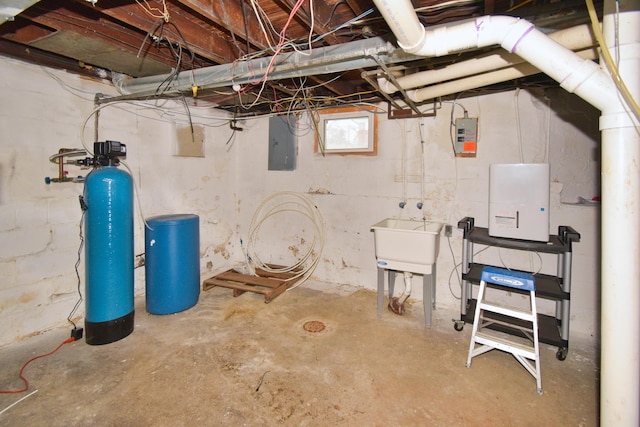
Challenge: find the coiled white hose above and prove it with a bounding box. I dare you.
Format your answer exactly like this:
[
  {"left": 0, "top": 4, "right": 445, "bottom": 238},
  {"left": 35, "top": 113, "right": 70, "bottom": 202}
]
[{"left": 245, "top": 191, "right": 325, "bottom": 289}]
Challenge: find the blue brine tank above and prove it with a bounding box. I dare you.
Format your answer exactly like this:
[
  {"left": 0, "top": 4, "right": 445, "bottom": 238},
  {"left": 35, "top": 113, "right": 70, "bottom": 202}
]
[
  {"left": 84, "top": 165, "right": 134, "bottom": 345},
  {"left": 145, "top": 214, "right": 200, "bottom": 315}
]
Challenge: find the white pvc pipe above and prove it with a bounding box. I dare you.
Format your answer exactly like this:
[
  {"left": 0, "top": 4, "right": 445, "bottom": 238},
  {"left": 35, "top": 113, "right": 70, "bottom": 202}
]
[
  {"left": 407, "top": 48, "right": 596, "bottom": 102},
  {"left": 371, "top": 4, "right": 618, "bottom": 111},
  {"left": 398, "top": 271, "right": 413, "bottom": 305},
  {"left": 378, "top": 24, "right": 596, "bottom": 94},
  {"left": 599, "top": 2, "right": 640, "bottom": 424},
  {"left": 373, "top": 0, "right": 426, "bottom": 53}
]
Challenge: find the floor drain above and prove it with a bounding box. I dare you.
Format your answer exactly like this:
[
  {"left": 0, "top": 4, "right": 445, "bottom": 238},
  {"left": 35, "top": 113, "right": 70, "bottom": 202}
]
[{"left": 302, "top": 320, "right": 326, "bottom": 333}]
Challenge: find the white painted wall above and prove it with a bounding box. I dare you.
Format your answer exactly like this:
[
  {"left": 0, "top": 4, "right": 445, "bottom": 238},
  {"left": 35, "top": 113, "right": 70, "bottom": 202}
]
[{"left": 0, "top": 56, "right": 600, "bottom": 349}]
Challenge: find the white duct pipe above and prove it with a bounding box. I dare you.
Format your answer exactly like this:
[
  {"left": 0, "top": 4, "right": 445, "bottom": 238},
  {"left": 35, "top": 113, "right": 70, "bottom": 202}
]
[
  {"left": 599, "top": 1, "right": 640, "bottom": 425},
  {"left": 407, "top": 48, "right": 596, "bottom": 102},
  {"left": 374, "top": 3, "right": 618, "bottom": 111},
  {"left": 377, "top": 24, "right": 596, "bottom": 94},
  {"left": 372, "top": 1, "right": 640, "bottom": 424}
]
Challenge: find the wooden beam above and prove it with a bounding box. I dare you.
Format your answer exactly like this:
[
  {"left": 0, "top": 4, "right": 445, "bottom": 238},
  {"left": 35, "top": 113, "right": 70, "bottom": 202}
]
[
  {"left": 21, "top": 5, "right": 183, "bottom": 69},
  {"left": 72, "top": 0, "right": 236, "bottom": 64},
  {"left": 344, "top": 0, "right": 371, "bottom": 16},
  {"left": 0, "top": 38, "right": 109, "bottom": 80},
  {"left": 173, "top": 0, "right": 271, "bottom": 53}
]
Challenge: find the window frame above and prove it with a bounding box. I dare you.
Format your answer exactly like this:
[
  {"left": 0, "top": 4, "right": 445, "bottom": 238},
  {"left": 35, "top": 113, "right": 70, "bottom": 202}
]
[{"left": 314, "top": 106, "right": 378, "bottom": 155}]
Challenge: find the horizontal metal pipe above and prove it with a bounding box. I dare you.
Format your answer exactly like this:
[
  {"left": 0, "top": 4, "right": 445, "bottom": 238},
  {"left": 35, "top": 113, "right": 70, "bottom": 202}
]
[{"left": 114, "top": 37, "right": 408, "bottom": 97}]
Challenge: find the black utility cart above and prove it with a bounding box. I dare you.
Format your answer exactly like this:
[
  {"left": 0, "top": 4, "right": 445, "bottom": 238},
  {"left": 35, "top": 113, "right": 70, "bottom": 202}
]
[{"left": 455, "top": 217, "right": 580, "bottom": 361}]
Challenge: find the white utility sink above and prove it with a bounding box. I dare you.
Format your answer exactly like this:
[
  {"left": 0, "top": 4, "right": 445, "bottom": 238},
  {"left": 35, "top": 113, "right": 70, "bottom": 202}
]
[{"left": 371, "top": 218, "right": 444, "bottom": 275}]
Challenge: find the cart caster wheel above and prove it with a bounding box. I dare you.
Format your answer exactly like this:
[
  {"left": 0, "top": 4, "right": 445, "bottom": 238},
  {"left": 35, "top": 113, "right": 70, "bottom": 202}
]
[
  {"left": 556, "top": 347, "right": 568, "bottom": 361},
  {"left": 453, "top": 320, "right": 465, "bottom": 332}
]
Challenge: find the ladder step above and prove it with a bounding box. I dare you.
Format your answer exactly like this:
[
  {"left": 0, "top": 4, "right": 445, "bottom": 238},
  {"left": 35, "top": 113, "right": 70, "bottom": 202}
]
[
  {"left": 475, "top": 330, "right": 536, "bottom": 358},
  {"left": 478, "top": 302, "right": 535, "bottom": 322}
]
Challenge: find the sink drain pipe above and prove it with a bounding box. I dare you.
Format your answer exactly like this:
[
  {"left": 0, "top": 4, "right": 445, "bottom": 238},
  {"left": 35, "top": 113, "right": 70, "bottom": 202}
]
[{"left": 388, "top": 271, "right": 413, "bottom": 315}]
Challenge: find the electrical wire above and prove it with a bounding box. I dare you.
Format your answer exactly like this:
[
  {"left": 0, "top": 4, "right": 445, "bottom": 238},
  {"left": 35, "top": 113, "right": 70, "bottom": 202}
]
[
  {"left": 498, "top": 247, "right": 544, "bottom": 275},
  {"left": 447, "top": 244, "right": 490, "bottom": 299},
  {"left": 446, "top": 235, "right": 462, "bottom": 299},
  {"left": 218, "top": 0, "right": 246, "bottom": 58},
  {"left": 310, "top": 8, "right": 374, "bottom": 44},
  {"left": 67, "top": 208, "right": 86, "bottom": 330},
  {"left": 135, "top": 0, "right": 170, "bottom": 22},
  {"left": 399, "top": 121, "right": 407, "bottom": 208},
  {"left": 241, "top": 0, "right": 251, "bottom": 55},
  {"left": 418, "top": 118, "right": 425, "bottom": 216},
  {"left": 446, "top": 99, "right": 467, "bottom": 156},
  {"left": 0, "top": 337, "right": 76, "bottom": 394},
  {"left": 249, "top": 0, "right": 277, "bottom": 51},
  {"left": 239, "top": 0, "right": 307, "bottom": 109},
  {"left": 119, "top": 160, "right": 152, "bottom": 231},
  {"left": 514, "top": 88, "right": 524, "bottom": 163}
]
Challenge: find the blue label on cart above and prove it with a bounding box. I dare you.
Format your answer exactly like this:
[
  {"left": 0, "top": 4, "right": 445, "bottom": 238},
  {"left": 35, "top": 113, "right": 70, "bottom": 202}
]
[
  {"left": 489, "top": 275, "right": 524, "bottom": 287},
  {"left": 481, "top": 266, "right": 535, "bottom": 291},
  {"left": 377, "top": 260, "right": 388, "bottom": 267}
]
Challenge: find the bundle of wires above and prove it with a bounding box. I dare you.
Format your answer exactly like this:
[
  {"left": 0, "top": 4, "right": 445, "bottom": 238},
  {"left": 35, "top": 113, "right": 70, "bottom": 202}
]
[{"left": 245, "top": 191, "right": 325, "bottom": 289}]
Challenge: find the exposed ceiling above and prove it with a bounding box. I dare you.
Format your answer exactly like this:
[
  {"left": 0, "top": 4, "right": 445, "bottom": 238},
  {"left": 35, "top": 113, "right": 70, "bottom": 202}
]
[{"left": 0, "top": 0, "right": 600, "bottom": 116}]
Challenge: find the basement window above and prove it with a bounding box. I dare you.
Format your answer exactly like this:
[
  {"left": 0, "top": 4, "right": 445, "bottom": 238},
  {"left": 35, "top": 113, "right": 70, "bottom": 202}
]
[{"left": 314, "top": 106, "right": 378, "bottom": 155}]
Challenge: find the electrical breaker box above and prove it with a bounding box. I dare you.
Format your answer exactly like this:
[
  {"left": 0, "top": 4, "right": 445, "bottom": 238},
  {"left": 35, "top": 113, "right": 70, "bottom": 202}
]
[
  {"left": 268, "top": 115, "right": 296, "bottom": 171},
  {"left": 489, "top": 163, "right": 550, "bottom": 242},
  {"left": 455, "top": 116, "right": 478, "bottom": 157}
]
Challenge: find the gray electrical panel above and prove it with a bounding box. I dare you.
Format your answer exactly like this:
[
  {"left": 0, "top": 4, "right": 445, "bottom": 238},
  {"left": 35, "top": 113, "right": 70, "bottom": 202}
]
[
  {"left": 455, "top": 115, "right": 478, "bottom": 157},
  {"left": 268, "top": 115, "right": 296, "bottom": 171}
]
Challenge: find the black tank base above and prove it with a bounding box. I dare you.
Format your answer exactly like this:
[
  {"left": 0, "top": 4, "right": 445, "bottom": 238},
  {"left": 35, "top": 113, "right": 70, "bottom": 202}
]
[{"left": 85, "top": 310, "right": 135, "bottom": 345}]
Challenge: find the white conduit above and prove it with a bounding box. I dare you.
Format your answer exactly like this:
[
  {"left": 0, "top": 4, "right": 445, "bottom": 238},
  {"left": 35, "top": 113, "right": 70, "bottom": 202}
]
[
  {"left": 373, "top": 5, "right": 618, "bottom": 112},
  {"left": 407, "top": 48, "right": 596, "bottom": 102},
  {"left": 377, "top": 24, "right": 596, "bottom": 95},
  {"left": 372, "top": 0, "right": 640, "bottom": 424},
  {"left": 245, "top": 191, "right": 325, "bottom": 290},
  {"left": 598, "top": 1, "right": 640, "bottom": 425}
]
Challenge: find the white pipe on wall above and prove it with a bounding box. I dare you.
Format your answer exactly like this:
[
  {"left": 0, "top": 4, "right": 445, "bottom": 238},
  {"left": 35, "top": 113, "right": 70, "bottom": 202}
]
[
  {"left": 372, "top": 0, "right": 640, "bottom": 424},
  {"left": 599, "top": 1, "right": 640, "bottom": 424}
]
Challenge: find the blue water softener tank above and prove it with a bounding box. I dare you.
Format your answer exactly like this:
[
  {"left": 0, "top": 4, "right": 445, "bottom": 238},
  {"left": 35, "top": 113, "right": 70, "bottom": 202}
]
[
  {"left": 145, "top": 214, "right": 200, "bottom": 315},
  {"left": 84, "top": 141, "right": 134, "bottom": 345}
]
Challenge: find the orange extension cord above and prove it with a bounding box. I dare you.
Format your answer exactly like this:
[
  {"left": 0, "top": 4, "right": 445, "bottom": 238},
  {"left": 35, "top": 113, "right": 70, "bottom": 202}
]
[{"left": 0, "top": 336, "right": 76, "bottom": 394}]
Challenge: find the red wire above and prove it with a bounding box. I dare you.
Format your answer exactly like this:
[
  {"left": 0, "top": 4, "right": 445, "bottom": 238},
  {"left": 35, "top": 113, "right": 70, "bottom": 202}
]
[
  {"left": 257, "top": 0, "right": 307, "bottom": 84},
  {"left": 0, "top": 337, "right": 75, "bottom": 394}
]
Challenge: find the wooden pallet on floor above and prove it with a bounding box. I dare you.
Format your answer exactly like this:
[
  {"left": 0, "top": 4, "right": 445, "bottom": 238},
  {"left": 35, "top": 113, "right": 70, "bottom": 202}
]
[{"left": 202, "top": 266, "right": 302, "bottom": 303}]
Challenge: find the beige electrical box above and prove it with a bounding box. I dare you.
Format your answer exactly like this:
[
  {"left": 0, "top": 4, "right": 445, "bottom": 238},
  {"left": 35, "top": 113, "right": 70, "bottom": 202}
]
[{"left": 455, "top": 116, "right": 478, "bottom": 157}]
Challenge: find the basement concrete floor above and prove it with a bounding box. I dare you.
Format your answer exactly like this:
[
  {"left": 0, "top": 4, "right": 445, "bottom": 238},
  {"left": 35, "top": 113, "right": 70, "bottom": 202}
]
[{"left": 0, "top": 282, "right": 598, "bottom": 426}]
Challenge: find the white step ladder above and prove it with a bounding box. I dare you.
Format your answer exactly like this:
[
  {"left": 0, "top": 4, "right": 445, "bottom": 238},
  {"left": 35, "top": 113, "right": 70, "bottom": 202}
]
[{"left": 466, "top": 266, "right": 542, "bottom": 394}]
